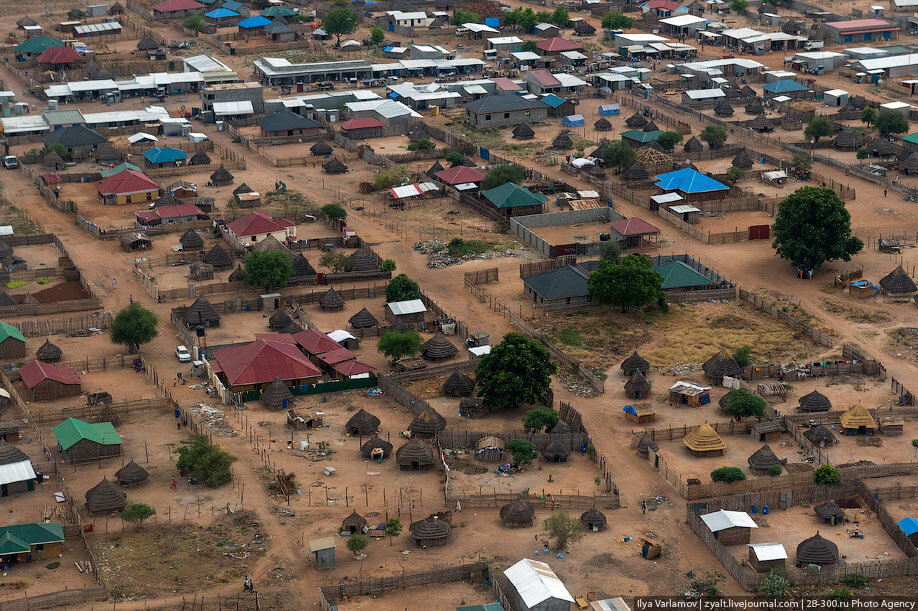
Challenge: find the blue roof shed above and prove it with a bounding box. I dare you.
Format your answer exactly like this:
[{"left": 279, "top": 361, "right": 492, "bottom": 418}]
[
  {"left": 762, "top": 79, "right": 808, "bottom": 93},
  {"left": 221, "top": 0, "right": 243, "bottom": 9},
  {"left": 562, "top": 114, "right": 585, "bottom": 127},
  {"left": 484, "top": 17, "right": 501, "bottom": 28},
  {"left": 142, "top": 147, "right": 188, "bottom": 164},
  {"left": 204, "top": 8, "right": 239, "bottom": 18},
  {"left": 540, "top": 94, "right": 566, "bottom": 109},
  {"left": 238, "top": 15, "right": 272, "bottom": 28},
  {"left": 654, "top": 168, "right": 729, "bottom": 194},
  {"left": 599, "top": 103, "right": 620, "bottom": 116},
  {"left": 898, "top": 516, "right": 918, "bottom": 537}
]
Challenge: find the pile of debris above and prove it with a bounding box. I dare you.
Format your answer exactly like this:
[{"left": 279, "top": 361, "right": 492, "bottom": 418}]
[
  {"left": 557, "top": 369, "right": 598, "bottom": 398},
  {"left": 413, "top": 239, "right": 521, "bottom": 268},
  {"left": 662, "top": 362, "right": 701, "bottom": 376},
  {"left": 191, "top": 402, "right": 236, "bottom": 437}
]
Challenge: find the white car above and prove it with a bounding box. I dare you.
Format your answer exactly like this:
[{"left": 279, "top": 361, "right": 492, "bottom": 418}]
[{"left": 175, "top": 345, "right": 192, "bottom": 362}]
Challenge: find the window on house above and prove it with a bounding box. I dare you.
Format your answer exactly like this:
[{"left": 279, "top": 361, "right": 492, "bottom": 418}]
[
  {"left": 485, "top": 114, "right": 491, "bottom": 120},
  {"left": 126, "top": 195, "right": 132, "bottom": 204},
  {"left": 504, "top": 113, "right": 510, "bottom": 118}
]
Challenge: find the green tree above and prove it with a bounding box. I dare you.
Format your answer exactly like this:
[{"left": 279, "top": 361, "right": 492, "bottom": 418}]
[
  {"left": 804, "top": 116, "right": 833, "bottom": 145},
  {"left": 244, "top": 250, "right": 293, "bottom": 291},
  {"left": 842, "top": 574, "right": 868, "bottom": 589},
  {"left": 601, "top": 10, "right": 633, "bottom": 29},
  {"left": 369, "top": 25, "right": 385, "bottom": 46},
  {"left": 792, "top": 152, "right": 812, "bottom": 175},
  {"left": 319, "top": 203, "right": 347, "bottom": 223},
  {"left": 385, "top": 274, "right": 422, "bottom": 302},
  {"left": 319, "top": 249, "right": 350, "bottom": 272},
  {"left": 505, "top": 439, "right": 537, "bottom": 464},
  {"left": 323, "top": 8, "right": 360, "bottom": 47},
  {"left": 601, "top": 141, "right": 634, "bottom": 169},
  {"left": 377, "top": 330, "right": 422, "bottom": 361},
  {"left": 505, "top": 7, "right": 538, "bottom": 30},
  {"left": 384, "top": 517, "right": 402, "bottom": 545},
  {"left": 588, "top": 254, "right": 665, "bottom": 313},
  {"left": 445, "top": 151, "right": 465, "bottom": 167},
  {"left": 759, "top": 568, "right": 788, "bottom": 597},
  {"left": 657, "top": 131, "right": 683, "bottom": 151},
  {"left": 523, "top": 407, "right": 560, "bottom": 433},
  {"left": 110, "top": 303, "right": 158, "bottom": 353},
  {"left": 726, "top": 167, "right": 745, "bottom": 182},
  {"left": 535, "top": 11, "right": 554, "bottom": 24},
  {"left": 768, "top": 464, "right": 783, "bottom": 477},
  {"left": 520, "top": 40, "right": 539, "bottom": 53},
  {"left": 373, "top": 165, "right": 414, "bottom": 189},
  {"left": 346, "top": 533, "right": 369, "bottom": 556},
  {"left": 175, "top": 435, "right": 236, "bottom": 488},
  {"left": 710, "top": 467, "right": 746, "bottom": 483},
  {"left": 772, "top": 187, "right": 862, "bottom": 270},
  {"left": 599, "top": 241, "right": 620, "bottom": 263},
  {"left": 480, "top": 164, "right": 527, "bottom": 190},
  {"left": 856, "top": 147, "right": 869, "bottom": 160},
  {"left": 452, "top": 9, "right": 479, "bottom": 25},
  {"left": 731, "top": 0, "right": 747, "bottom": 11},
  {"left": 475, "top": 333, "right": 557, "bottom": 410},
  {"left": 700, "top": 125, "right": 727, "bottom": 150},
  {"left": 183, "top": 15, "right": 206, "bottom": 32},
  {"left": 406, "top": 139, "right": 435, "bottom": 151},
  {"left": 732, "top": 346, "right": 752, "bottom": 368},
  {"left": 543, "top": 510, "right": 584, "bottom": 552},
  {"left": 723, "top": 388, "right": 766, "bottom": 419},
  {"left": 829, "top": 587, "right": 853, "bottom": 601},
  {"left": 813, "top": 464, "right": 842, "bottom": 485},
  {"left": 379, "top": 259, "right": 396, "bottom": 272},
  {"left": 876, "top": 109, "right": 909, "bottom": 136},
  {"left": 551, "top": 5, "right": 569, "bottom": 25},
  {"left": 860, "top": 107, "right": 877, "bottom": 128},
  {"left": 43, "top": 143, "right": 67, "bottom": 158},
  {"left": 121, "top": 503, "right": 155, "bottom": 529}
]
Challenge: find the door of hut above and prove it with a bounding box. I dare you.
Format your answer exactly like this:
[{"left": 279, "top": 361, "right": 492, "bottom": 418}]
[{"left": 749, "top": 225, "right": 770, "bottom": 240}]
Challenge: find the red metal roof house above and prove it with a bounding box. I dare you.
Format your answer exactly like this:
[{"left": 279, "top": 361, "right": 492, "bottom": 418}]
[
  {"left": 211, "top": 334, "right": 321, "bottom": 393},
  {"left": 610, "top": 217, "right": 661, "bottom": 249},
  {"left": 20, "top": 360, "right": 81, "bottom": 401},
  {"left": 293, "top": 329, "right": 342, "bottom": 357},
  {"left": 135, "top": 202, "right": 208, "bottom": 226},
  {"left": 36, "top": 46, "right": 82, "bottom": 68},
  {"left": 536, "top": 37, "right": 583, "bottom": 54},
  {"left": 434, "top": 166, "right": 486, "bottom": 185},
  {"left": 97, "top": 169, "right": 161, "bottom": 205},
  {"left": 225, "top": 210, "right": 295, "bottom": 247},
  {"left": 151, "top": 0, "right": 205, "bottom": 17},
  {"left": 821, "top": 19, "right": 897, "bottom": 42},
  {"left": 338, "top": 117, "right": 384, "bottom": 140}
]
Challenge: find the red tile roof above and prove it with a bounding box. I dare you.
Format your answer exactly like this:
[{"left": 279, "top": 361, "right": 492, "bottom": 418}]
[
  {"left": 536, "top": 37, "right": 582, "bottom": 53},
  {"left": 292, "top": 329, "right": 341, "bottom": 355},
  {"left": 98, "top": 169, "right": 160, "bottom": 196},
  {"left": 226, "top": 210, "right": 294, "bottom": 238},
  {"left": 434, "top": 166, "right": 486, "bottom": 185},
  {"left": 135, "top": 202, "right": 205, "bottom": 224},
  {"left": 643, "top": 0, "right": 682, "bottom": 10},
  {"left": 338, "top": 117, "right": 383, "bottom": 131},
  {"left": 528, "top": 69, "right": 561, "bottom": 87},
  {"left": 316, "top": 348, "right": 357, "bottom": 367},
  {"left": 333, "top": 359, "right": 376, "bottom": 377},
  {"left": 36, "top": 46, "right": 82, "bottom": 64},
  {"left": 610, "top": 217, "right": 660, "bottom": 236},
  {"left": 213, "top": 334, "right": 321, "bottom": 387},
  {"left": 41, "top": 172, "right": 62, "bottom": 184},
  {"left": 492, "top": 77, "right": 522, "bottom": 91},
  {"left": 20, "top": 360, "right": 80, "bottom": 388},
  {"left": 152, "top": 0, "right": 205, "bottom": 12}
]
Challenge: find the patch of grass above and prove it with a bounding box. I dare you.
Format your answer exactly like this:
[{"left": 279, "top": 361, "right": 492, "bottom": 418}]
[
  {"left": 558, "top": 328, "right": 584, "bottom": 347},
  {"left": 5, "top": 281, "right": 26, "bottom": 289},
  {"left": 44, "top": 562, "right": 60, "bottom": 570},
  {"left": 446, "top": 238, "right": 496, "bottom": 257},
  {"left": 36, "top": 278, "right": 52, "bottom": 285}
]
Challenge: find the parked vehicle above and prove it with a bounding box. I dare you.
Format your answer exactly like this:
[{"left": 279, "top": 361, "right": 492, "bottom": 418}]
[
  {"left": 175, "top": 345, "right": 192, "bottom": 362},
  {"left": 1, "top": 155, "right": 18, "bottom": 169}
]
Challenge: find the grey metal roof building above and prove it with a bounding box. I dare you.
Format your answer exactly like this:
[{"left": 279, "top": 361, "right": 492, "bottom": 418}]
[
  {"left": 257, "top": 110, "right": 320, "bottom": 132},
  {"left": 523, "top": 265, "right": 591, "bottom": 305},
  {"left": 465, "top": 94, "right": 549, "bottom": 114},
  {"left": 253, "top": 58, "right": 373, "bottom": 85}
]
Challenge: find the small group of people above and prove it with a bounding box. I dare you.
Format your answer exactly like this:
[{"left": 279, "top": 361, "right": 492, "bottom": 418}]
[{"left": 243, "top": 575, "right": 254, "bottom": 592}]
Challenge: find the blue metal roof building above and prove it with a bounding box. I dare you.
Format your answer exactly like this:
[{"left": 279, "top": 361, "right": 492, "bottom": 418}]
[
  {"left": 238, "top": 15, "right": 272, "bottom": 28},
  {"left": 142, "top": 147, "right": 189, "bottom": 166},
  {"left": 898, "top": 516, "right": 918, "bottom": 537},
  {"left": 762, "top": 79, "right": 808, "bottom": 93},
  {"left": 654, "top": 168, "right": 729, "bottom": 197},
  {"left": 204, "top": 8, "right": 239, "bottom": 18},
  {"left": 540, "top": 94, "right": 566, "bottom": 109}
]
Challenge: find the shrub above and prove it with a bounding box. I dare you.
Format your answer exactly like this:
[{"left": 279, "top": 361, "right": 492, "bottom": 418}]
[
  {"left": 406, "top": 139, "right": 435, "bottom": 151},
  {"left": 506, "top": 439, "right": 536, "bottom": 464},
  {"left": 723, "top": 388, "right": 766, "bottom": 419},
  {"left": 842, "top": 573, "right": 868, "bottom": 589},
  {"left": 813, "top": 464, "right": 842, "bottom": 485},
  {"left": 319, "top": 203, "right": 347, "bottom": 223},
  {"left": 346, "top": 533, "right": 369, "bottom": 556},
  {"left": 5, "top": 281, "right": 26, "bottom": 289},
  {"left": 726, "top": 167, "right": 745, "bottom": 182},
  {"left": 175, "top": 435, "right": 236, "bottom": 488},
  {"left": 121, "top": 503, "right": 155, "bottom": 528},
  {"left": 183, "top": 15, "right": 206, "bottom": 32},
  {"left": 379, "top": 259, "right": 396, "bottom": 272},
  {"left": 768, "top": 464, "right": 783, "bottom": 477},
  {"left": 759, "top": 567, "right": 788, "bottom": 597},
  {"left": 445, "top": 151, "right": 465, "bottom": 166},
  {"left": 36, "top": 278, "right": 52, "bottom": 284},
  {"left": 523, "top": 407, "right": 559, "bottom": 433},
  {"left": 710, "top": 467, "right": 746, "bottom": 483},
  {"left": 828, "top": 587, "right": 852, "bottom": 601},
  {"left": 732, "top": 346, "right": 752, "bottom": 367}
]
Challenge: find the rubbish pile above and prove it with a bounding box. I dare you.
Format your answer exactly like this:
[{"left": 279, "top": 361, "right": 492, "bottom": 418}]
[
  {"left": 413, "top": 239, "right": 521, "bottom": 268},
  {"left": 191, "top": 402, "right": 236, "bottom": 437},
  {"left": 662, "top": 362, "right": 701, "bottom": 376},
  {"left": 557, "top": 369, "right": 598, "bottom": 398}
]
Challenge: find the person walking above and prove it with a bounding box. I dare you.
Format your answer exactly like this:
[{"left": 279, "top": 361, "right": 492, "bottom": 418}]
[
  {"left": 171, "top": 476, "right": 177, "bottom": 490},
  {"left": 243, "top": 576, "right": 250, "bottom": 592},
  {"left": 884, "top": 189, "right": 888, "bottom": 197}
]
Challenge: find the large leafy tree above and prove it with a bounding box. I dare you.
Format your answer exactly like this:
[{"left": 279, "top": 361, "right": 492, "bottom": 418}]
[
  {"left": 601, "top": 11, "right": 633, "bottom": 29},
  {"left": 369, "top": 25, "right": 385, "bottom": 46},
  {"left": 506, "top": 439, "right": 537, "bottom": 464},
  {"left": 323, "top": 8, "right": 360, "bottom": 47},
  {"left": 722, "top": 388, "right": 766, "bottom": 419},
  {"left": 175, "top": 435, "right": 236, "bottom": 488},
  {"left": 121, "top": 503, "right": 155, "bottom": 529},
  {"left": 772, "top": 186, "right": 863, "bottom": 271},
  {"left": 543, "top": 510, "right": 584, "bottom": 552},
  {"left": 111, "top": 303, "right": 158, "bottom": 353},
  {"left": 551, "top": 5, "right": 569, "bottom": 25},
  {"left": 452, "top": 9, "right": 479, "bottom": 25},
  {"left": 475, "top": 333, "right": 557, "bottom": 410},
  {"left": 505, "top": 7, "right": 538, "bottom": 31},
  {"left": 876, "top": 110, "right": 909, "bottom": 137},
  {"left": 588, "top": 254, "right": 665, "bottom": 313},
  {"left": 377, "top": 330, "right": 422, "bottom": 361},
  {"left": 385, "top": 274, "right": 422, "bottom": 302},
  {"left": 244, "top": 250, "right": 293, "bottom": 291},
  {"left": 657, "top": 131, "right": 683, "bottom": 151},
  {"left": 523, "top": 407, "right": 560, "bottom": 433},
  {"left": 860, "top": 107, "right": 877, "bottom": 128},
  {"left": 601, "top": 141, "right": 634, "bottom": 169},
  {"left": 700, "top": 125, "right": 727, "bottom": 150},
  {"left": 480, "top": 164, "right": 526, "bottom": 190},
  {"left": 804, "top": 116, "right": 833, "bottom": 145}
]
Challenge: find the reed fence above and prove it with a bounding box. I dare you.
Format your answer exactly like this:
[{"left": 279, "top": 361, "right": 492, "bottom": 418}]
[
  {"left": 32, "top": 397, "right": 172, "bottom": 425},
  {"left": 7, "top": 312, "right": 113, "bottom": 338}
]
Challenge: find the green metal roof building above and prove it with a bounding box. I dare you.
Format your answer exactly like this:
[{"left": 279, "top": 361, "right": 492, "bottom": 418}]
[
  {"left": 52, "top": 418, "right": 122, "bottom": 463},
  {"left": 100, "top": 162, "right": 142, "bottom": 178},
  {"left": 0, "top": 321, "right": 26, "bottom": 360},
  {"left": 622, "top": 129, "right": 664, "bottom": 145},
  {"left": 482, "top": 182, "right": 548, "bottom": 218},
  {"left": 652, "top": 260, "right": 714, "bottom": 290},
  {"left": 14, "top": 35, "right": 64, "bottom": 58},
  {"left": 0, "top": 522, "right": 64, "bottom": 561}
]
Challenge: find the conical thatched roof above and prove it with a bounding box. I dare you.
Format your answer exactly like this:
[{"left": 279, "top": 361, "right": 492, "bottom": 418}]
[
  {"left": 714, "top": 99, "right": 734, "bottom": 117},
  {"left": 233, "top": 183, "right": 254, "bottom": 197},
  {"left": 0, "top": 440, "right": 29, "bottom": 466},
  {"left": 682, "top": 423, "right": 726, "bottom": 453},
  {"left": 442, "top": 371, "right": 475, "bottom": 396},
  {"left": 512, "top": 123, "right": 535, "bottom": 139},
  {"left": 833, "top": 129, "right": 864, "bottom": 149},
  {"left": 396, "top": 437, "right": 434, "bottom": 467},
  {"left": 839, "top": 403, "right": 877, "bottom": 430},
  {"left": 228, "top": 265, "right": 246, "bottom": 282},
  {"left": 85, "top": 477, "right": 126, "bottom": 514},
  {"left": 348, "top": 306, "right": 378, "bottom": 329},
  {"left": 683, "top": 136, "right": 703, "bottom": 153},
  {"left": 346, "top": 408, "right": 380, "bottom": 435},
  {"left": 190, "top": 150, "right": 211, "bottom": 165},
  {"left": 185, "top": 296, "right": 220, "bottom": 326},
  {"left": 261, "top": 376, "right": 295, "bottom": 409},
  {"left": 427, "top": 160, "right": 445, "bottom": 177},
  {"left": 323, "top": 158, "right": 348, "bottom": 174},
  {"left": 899, "top": 152, "right": 918, "bottom": 174},
  {"left": 744, "top": 98, "right": 764, "bottom": 115},
  {"left": 180, "top": 228, "right": 204, "bottom": 250},
  {"left": 580, "top": 508, "right": 607, "bottom": 530},
  {"left": 268, "top": 309, "right": 292, "bottom": 331},
  {"left": 543, "top": 437, "right": 570, "bottom": 459},
  {"left": 0, "top": 291, "right": 15, "bottom": 306},
  {"left": 732, "top": 149, "right": 753, "bottom": 169},
  {"left": 799, "top": 390, "right": 831, "bottom": 413},
  {"left": 361, "top": 435, "right": 393, "bottom": 458},
  {"left": 310, "top": 140, "right": 333, "bottom": 156},
  {"left": 408, "top": 406, "right": 446, "bottom": 436},
  {"left": 156, "top": 191, "right": 182, "bottom": 208},
  {"left": 594, "top": 117, "right": 612, "bottom": 131},
  {"left": 546, "top": 420, "right": 569, "bottom": 435},
  {"left": 749, "top": 115, "right": 772, "bottom": 132},
  {"left": 880, "top": 265, "right": 917, "bottom": 295},
  {"left": 210, "top": 165, "right": 234, "bottom": 185},
  {"left": 574, "top": 20, "right": 595, "bottom": 34},
  {"left": 740, "top": 85, "right": 757, "bottom": 98},
  {"left": 621, "top": 351, "right": 649, "bottom": 375},
  {"left": 291, "top": 253, "right": 315, "bottom": 277},
  {"left": 850, "top": 96, "right": 866, "bottom": 110},
  {"left": 115, "top": 459, "right": 149, "bottom": 485},
  {"left": 423, "top": 335, "right": 458, "bottom": 360},
  {"left": 642, "top": 121, "right": 660, "bottom": 133},
  {"left": 348, "top": 251, "right": 378, "bottom": 273},
  {"left": 836, "top": 105, "right": 862, "bottom": 121},
  {"left": 95, "top": 143, "right": 122, "bottom": 163},
  {"left": 624, "top": 370, "right": 650, "bottom": 396},
  {"left": 636, "top": 432, "right": 659, "bottom": 455},
  {"left": 319, "top": 287, "right": 344, "bottom": 311},
  {"left": 43, "top": 151, "right": 64, "bottom": 169},
  {"left": 703, "top": 349, "right": 742, "bottom": 382},
  {"left": 585, "top": 164, "right": 606, "bottom": 178},
  {"left": 343, "top": 510, "right": 367, "bottom": 530},
  {"left": 870, "top": 139, "right": 899, "bottom": 156},
  {"left": 553, "top": 131, "right": 574, "bottom": 149},
  {"left": 814, "top": 500, "right": 845, "bottom": 521},
  {"left": 748, "top": 444, "right": 782, "bottom": 470},
  {"left": 500, "top": 498, "right": 535, "bottom": 526},
  {"left": 626, "top": 112, "right": 648, "bottom": 128},
  {"left": 252, "top": 234, "right": 291, "bottom": 255},
  {"left": 136, "top": 37, "right": 159, "bottom": 50},
  {"left": 203, "top": 244, "right": 232, "bottom": 269},
  {"left": 796, "top": 532, "right": 839, "bottom": 565},
  {"left": 17, "top": 16, "right": 37, "bottom": 27},
  {"left": 36, "top": 339, "right": 63, "bottom": 362},
  {"left": 803, "top": 424, "right": 835, "bottom": 446},
  {"left": 622, "top": 162, "right": 649, "bottom": 181},
  {"left": 410, "top": 516, "right": 451, "bottom": 541}
]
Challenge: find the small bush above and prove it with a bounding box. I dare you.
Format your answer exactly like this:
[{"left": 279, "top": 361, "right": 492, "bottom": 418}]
[
  {"left": 710, "top": 466, "right": 746, "bottom": 483},
  {"left": 5, "top": 281, "right": 26, "bottom": 289},
  {"left": 842, "top": 573, "right": 868, "bottom": 589},
  {"left": 828, "top": 587, "right": 852, "bottom": 601},
  {"left": 36, "top": 278, "right": 52, "bottom": 284},
  {"left": 406, "top": 139, "right": 435, "bottom": 151},
  {"left": 813, "top": 464, "right": 842, "bottom": 485},
  {"left": 768, "top": 464, "right": 783, "bottom": 477},
  {"left": 732, "top": 346, "right": 752, "bottom": 368}
]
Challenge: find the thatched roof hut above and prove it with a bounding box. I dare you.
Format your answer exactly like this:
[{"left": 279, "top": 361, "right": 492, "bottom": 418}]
[
  {"left": 85, "top": 477, "right": 126, "bottom": 514},
  {"left": 880, "top": 265, "right": 917, "bottom": 296},
  {"left": 626, "top": 112, "right": 648, "bottom": 128},
  {"left": 553, "top": 131, "right": 574, "bottom": 149},
  {"left": 714, "top": 99, "right": 734, "bottom": 117},
  {"left": 396, "top": 438, "right": 434, "bottom": 470},
  {"left": 310, "top": 141, "right": 333, "bottom": 156},
  {"left": 542, "top": 437, "right": 570, "bottom": 462},
  {"left": 261, "top": 376, "right": 295, "bottom": 409},
  {"left": 203, "top": 244, "right": 233, "bottom": 270},
  {"left": 319, "top": 287, "right": 345, "bottom": 311},
  {"left": 871, "top": 140, "right": 899, "bottom": 157},
  {"left": 899, "top": 152, "right": 918, "bottom": 175},
  {"left": 747, "top": 444, "right": 784, "bottom": 475},
  {"left": 621, "top": 351, "right": 649, "bottom": 376},
  {"left": 342, "top": 511, "right": 367, "bottom": 534},
  {"left": 180, "top": 228, "right": 204, "bottom": 251},
  {"left": 44, "top": 151, "right": 65, "bottom": 170},
  {"left": 0, "top": 292, "right": 15, "bottom": 306},
  {"left": 836, "top": 105, "right": 862, "bottom": 121},
  {"left": 426, "top": 160, "right": 445, "bottom": 178},
  {"left": 345, "top": 408, "right": 380, "bottom": 436},
  {"left": 643, "top": 121, "right": 660, "bottom": 133},
  {"left": 683, "top": 136, "right": 703, "bottom": 153},
  {"left": 185, "top": 296, "right": 220, "bottom": 327},
  {"left": 190, "top": 150, "right": 211, "bottom": 165},
  {"left": 95, "top": 143, "right": 122, "bottom": 164},
  {"left": 796, "top": 532, "right": 839, "bottom": 566},
  {"left": 636, "top": 432, "right": 659, "bottom": 457},
  {"left": 292, "top": 253, "right": 315, "bottom": 277},
  {"left": 115, "top": 459, "right": 149, "bottom": 487},
  {"left": 500, "top": 498, "right": 535, "bottom": 527},
  {"left": 703, "top": 349, "right": 742, "bottom": 384},
  {"left": 410, "top": 516, "right": 451, "bottom": 547},
  {"left": 682, "top": 423, "right": 726, "bottom": 457},
  {"left": 408, "top": 406, "right": 446, "bottom": 437},
  {"left": 580, "top": 508, "right": 607, "bottom": 532},
  {"left": 622, "top": 163, "right": 649, "bottom": 181},
  {"left": 803, "top": 426, "right": 835, "bottom": 451},
  {"left": 833, "top": 129, "right": 864, "bottom": 151},
  {"left": 348, "top": 307, "right": 378, "bottom": 329},
  {"left": 814, "top": 501, "right": 846, "bottom": 525},
  {"left": 442, "top": 371, "right": 475, "bottom": 397},
  {"left": 268, "top": 310, "right": 292, "bottom": 331},
  {"left": 732, "top": 150, "right": 754, "bottom": 169},
  {"left": 839, "top": 402, "right": 877, "bottom": 433},
  {"left": 423, "top": 335, "right": 458, "bottom": 361},
  {"left": 594, "top": 117, "right": 612, "bottom": 131},
  {"left": 744, "top": 98, "right": 764, "bottom": 115},
  {"left": 323, "top": 158, "right": 348, "bottom": 174},
  {"left": 210, "top": 165, "right": 234, "bottom": 186},
  {"left": 512, "top": 123, "right": 535, "bottom": 140},
  {"left": 228, "top": 265, "right": 246, "bottom": 282},
  {"left": 360, "top": 436, "right": 393, "bottom": 460},
  {"left": 574, "top": 20, "right": 596, "bottom": 34},
  {"left": 799, "top": 390, "right": 831, "bottom": 413},
  {"left": 624, "top": 370, "right": 650, "bottom": 399},
  {"left": 36, "top": 339, "right": 63, "bottom": 363},
  {"left": 585, "top": 164, "right": 606, "bottom": 179},
  {"left": 475, "top": 436, "right": 504, "bottom": 462},
  {"left": 749, "top": 115, "right": 773, "bottom": 132},
  {"left": 547, "top": 421, "right": 570, "bottom": 435}
]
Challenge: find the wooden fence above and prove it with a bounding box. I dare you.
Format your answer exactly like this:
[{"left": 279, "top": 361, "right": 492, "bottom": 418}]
[
  {"left": 390, "top": 358, "right": 479, "bottom": 383},
  {"left": 9, "top": 311, "right": 113, "bottom": 338},
  {"left": 738, "top": 288, "right": 835, "bottom": 348},
  {"left": 31, "top": 397, "right": 172, "bottom": 425},
  {"left": 0, "top": 587, "right": 108, "bottom": 611},
  {"left": 437, "top": 429, "right": 589, "bottom": 452},
  {"left": 463, "top": 267, "right": 499, "bottom": 286}
]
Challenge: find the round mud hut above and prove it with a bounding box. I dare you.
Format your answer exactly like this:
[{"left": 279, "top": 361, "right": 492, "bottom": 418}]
[
  {"left": 747, "top": 444, "right": 785, "bottom": 476},
  {"left": 115, "top": 459, "right": 149, "bottom": 487},
  {"left": 803, "top": 424, "right": 836, "bottom": 448},
  {"left": 410, "top": 516, "right": 452, "bottom": 547},
  {"left": 621, "top": 351, "right": 650, "bottom": 376},
  {"left": 0, "top": 292, "right": 15, "bottom": 307},
  {"left": 749, "top": 115, "right": 773, "bottom": 133},
  {"left": 899, "top": 152, "right": 918, "bottom": 176},
  {"left": 408, "top": 406, "right": 446, "bottom": 437},
  {"left": 796, "top": 532, "right": 839, "bottom": 567},
  {"left": 714, "top": 99, "right": 734, "bottom": 117},
  {"left": 348, "top": 307, "right": 379, "bottom": 329},
  {"left": 636, "top": 432, "right": 659, "bottom": 458},
  {"left": 396, "top": 438, "right": 434, "bottom": 471},
  {"left": 203, "top": 244, "right": 233, "bottom": 270},
  {"left": 500, "top": 498, "right": 535, "bottom": 528},
  {"left": 268, "top": 310, "right": 293, "bottom": 331},
  {"left": 342, "top": 511, "right": 367, "bottom": 534},
  {"left": 228, "top": 265, "right": 246, "bottom": 282},
  {"left": 626, "top": 112, "right": 649, "bottom": 128},
  {"left": 622, "top": 163, "right": 649, "bottom": 181},
  {"left": 210, "top": 165, "right": 234, "bottom": 186},
  {"left": 594, "top": 117, "right": 612, "bottom": 132},
  {"left": 319, "top": 287, "right": 345, "bottom": 311},
  {"left": 682, "top": 423, "right": 726, "bottom": 457},
  {"left": 553, "top": 131, "right": 574, "bottom": 149},
  {"left": 880, "top": 265, "right": 917, "bottom": 297},
  {"left": 180, "top": 228, "right": 204, "bottom": 251},
  {"left": 512, "top": 123, "right": 535, "bottom": 140},
  {"left": 833, "top": 130, "right": 864, "bottom": 152},
  {"left": 322, "top": 158, "right": 348, "bottom": 174},
  {"left": 744, "top": 98, "right": 764, "bottom": 115},
  {"left": 292, "top": 253, "right": 316, "bottom": 278},
  {"left": 310, "top": 141, "right": 333, "bottom": 157},
  {"left": 345, "top": 408, "right": 380, "bottom": 436},
  {"left": 190, "top": 150, "right": 211, "bottom": 166},
  {"left": 703, "top": 350, "right": 742, "bottom": 384},
  {"left": 683, "top": 136, "right": 703, "bottom": 153},
  {"left": 261, "top": 376, "right": 295, "bottom": 409},
  {"left": 360, "top": 435, "right": 393, "bottom": 461},
  {"left": 732, "top": 150, "right": 753, "bottom": 169},
  {"left": 348, "top": 251, "right": 378, "bottom": 273},
  {"left": 423, "top": 335, "right": 458, "bottom": 362},
  {"left": 442, "top": 371, "right": 475, "bottom": 397},
  {"left": 36, "top": 339, "right": 63, "bottom": 363},
  {"left": 580, "top": 508, "right": 607, "bottom": 532},
  {"left": 624, "top": 370, "right": 650, "bottom": 400},
  {"left": 475, "top": 436, "right": 504, "bottom": 462},
  {"left": 799, "top": 390, "right": 832, "bottom": 413},
  {"left": 85, "top": 477, "right": 127, "bottom": 515},
  {"left": 643, "top": 121, "right": 660, "bottom": 133},
  {"left": 815, "top": 501, "right": 846, "bottom": 526},
  {"left": 547, "top": 421, "right": 570, "bottom": 435},
  {"left": 542, "top": 438, "right": 571, "bottom": 463}
]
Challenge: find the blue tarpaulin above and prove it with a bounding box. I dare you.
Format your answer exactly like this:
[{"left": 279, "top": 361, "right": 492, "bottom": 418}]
[
  {"left": 484, "top": 17, "right": 500, "bottom": 28},
  {"left": 623, "top": 405, "right": 637, "bottom": 416},
  {"left": 599, "top": 103, "right": 620, "bottom": 116},
  {"left": 898, "top": 516, "right": 918, "bottom": 536},
  {"left": 562, "top": 114, "right": 585, "bottom": 127}
]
